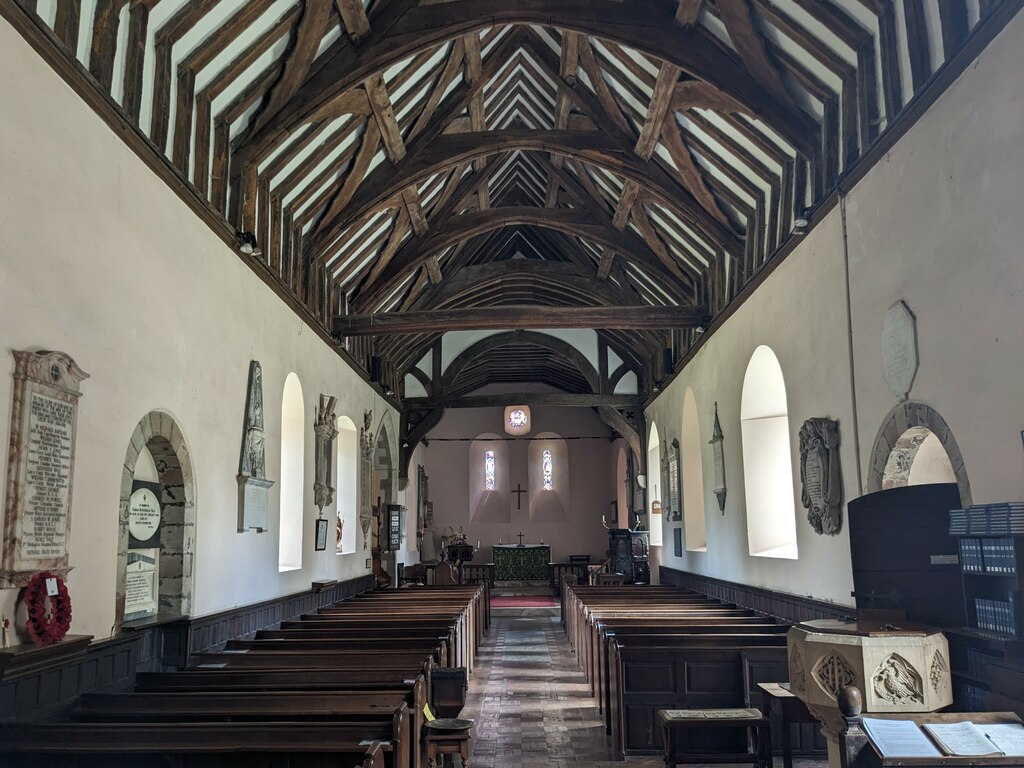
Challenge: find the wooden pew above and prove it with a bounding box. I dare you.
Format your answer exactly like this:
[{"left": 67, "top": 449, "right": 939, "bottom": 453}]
[
  {"left": 71, "top": 693, "right": 410, "bottom": 768},
  {"left": 0, "top": 722, "right": 389, "bottom": 767},
  {"left": 135, "top": 669, "right": 427, "bottom": 768}
]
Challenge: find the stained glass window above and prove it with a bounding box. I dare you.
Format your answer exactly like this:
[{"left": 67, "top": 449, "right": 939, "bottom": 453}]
[
  {"left": 542, "top": 449, "right": 553, "bottom": 490},
  {"left": 508, "top": 409, "right": 528, "bottom": 428},
  {"left": 484, "top": 450, "right": 496, "bottom": 490}
]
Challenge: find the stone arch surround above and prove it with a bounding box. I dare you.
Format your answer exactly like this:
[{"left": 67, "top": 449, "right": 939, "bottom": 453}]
[
  {"left": 115, "top": 411, "right": 196, "bottom": 630},
  {"left": 867, "top": 401, "right": 971, "bottom": 508}
]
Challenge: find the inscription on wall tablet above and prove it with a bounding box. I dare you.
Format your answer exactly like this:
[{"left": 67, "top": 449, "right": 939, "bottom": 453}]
[
  {"left": 2, "top": 350, "right": 89, "bottom": 587},
  {"left": 881, "top": 300, "right": 919, "bottom": 402}
]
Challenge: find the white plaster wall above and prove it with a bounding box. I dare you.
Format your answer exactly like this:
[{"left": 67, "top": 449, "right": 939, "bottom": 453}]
[
  {"left": 649, "top": 12, "right": 1024, "bottom": 607},
  {"left": 0, "top": 17, "right": 389, "bottom": 640},
  {"left": 648, "top": 210, "right": 859, "bottom": 605},
  {"left": 844, "top": 9, "right": 1024, "bottom": 508}
]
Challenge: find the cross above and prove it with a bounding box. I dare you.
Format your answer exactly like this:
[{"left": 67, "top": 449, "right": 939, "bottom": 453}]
[
  {"left": 511, "top": 483, "right": 527, "bottom": 510},
  {"left": 517, "top": 531, "right": 525, "bottom": 546}
]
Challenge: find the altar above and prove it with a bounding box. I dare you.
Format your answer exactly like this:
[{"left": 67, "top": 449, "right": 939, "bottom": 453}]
[{"left": 493, "top": 544, "right": 550, "bottom": 581}]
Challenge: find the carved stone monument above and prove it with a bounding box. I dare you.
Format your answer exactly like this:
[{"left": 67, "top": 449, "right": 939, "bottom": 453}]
[
  {"left": 799, "top": 418, "right": 844, "bottom": 535},
  {"left": 359, "top": 410, "right": 375, "bottom": 550},
  {"left": 314, "top": 395, "right": 338, "bottom": 513},
  {"left": 709, "top": 402, "right": 727, "bottom": 513},
  {"left": 881, "top": 300, "right": 919, "bottom": 402},
  {"left": 788, "top": 620, "right": 951, "bottom": 768},
  {"left": 2, "top": 351, "right": 89, "bottom": 587},
  {"left": 237, "top": 361, "right": 274, "bottom": 532}
]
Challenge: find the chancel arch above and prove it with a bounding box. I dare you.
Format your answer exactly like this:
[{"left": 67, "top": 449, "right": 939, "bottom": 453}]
[
  {"left": 278, "top": 373, "right": 304, "bottom": 571},
  {"left": 335, "top": 415, "right": 358, "bottom": 554},
  {"left": 529, "top": 433, "right": 569, "bottom": 523},
  {"left": 740, "top": 346, "right": 798, "bottom": 560},
  {"left": 115, "top": 411, "right": 195, "bottom": 631},
  {"left": 868, "top": 402, "right": 971, "bottom": 508},
  {"left": 469, "top": 434, "right": 510, "bottom": 523},
  {"left": 681, "top": 388, "right": 707, "bottom": 552}
]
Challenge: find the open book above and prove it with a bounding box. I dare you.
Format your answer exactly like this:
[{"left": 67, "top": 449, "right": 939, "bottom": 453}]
[
  {"left": 862, "top": 718, "right": 1024, "bottom": 758},
  {"left": 924, "top": 723, "right": 1024, "bottom": 757}
]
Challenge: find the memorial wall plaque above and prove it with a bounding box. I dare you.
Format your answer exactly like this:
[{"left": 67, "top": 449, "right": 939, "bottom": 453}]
[
  {"left": 2, "top": 350, "right": 89, "bottom": 588},
  {"left": 238, "top": 361, "right": 274, "bottom": 532},
  {"left": 882, "top": 300, "right": 919, "bottom": 402},
  {"left": 128, "top": 480, "right": 162, "bottom": 548},
  {"left": 124, "top": 548, "right": 159, "bottom": 619}
]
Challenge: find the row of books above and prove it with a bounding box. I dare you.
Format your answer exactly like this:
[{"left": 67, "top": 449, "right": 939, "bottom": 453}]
[
  {"left": 959, "top": 537, "right": 1017, "bottom": 574},
  {"left": 976, "top": 596, "right": 1019, "bottom": 637},
  {"left": 950, "top": 502, "right": 1024, "bottom": 535}
]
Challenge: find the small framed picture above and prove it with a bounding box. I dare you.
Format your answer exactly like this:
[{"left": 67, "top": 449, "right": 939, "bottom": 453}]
[{"left": 314, "top": 518, "right": 329, "bottom": 551}]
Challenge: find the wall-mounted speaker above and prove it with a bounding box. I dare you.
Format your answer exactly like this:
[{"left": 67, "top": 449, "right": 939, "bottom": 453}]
[{"left": 370, "top": 355, "right": 383, "bottom": 383}]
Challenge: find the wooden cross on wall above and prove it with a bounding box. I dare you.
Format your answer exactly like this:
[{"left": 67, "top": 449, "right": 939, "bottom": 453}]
[
  {"left": 511, "top": 483, "right": 526, "bottom": 510},
  {"left": 517, "top": 531, "right": 525, "bottom": 546}
]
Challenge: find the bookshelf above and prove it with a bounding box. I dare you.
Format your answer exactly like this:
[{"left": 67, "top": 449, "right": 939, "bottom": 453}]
[{"left": 948, "top": 504, "right": 1024, "bottom": 714}]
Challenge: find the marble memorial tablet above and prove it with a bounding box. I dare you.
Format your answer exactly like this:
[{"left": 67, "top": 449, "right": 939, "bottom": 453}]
[{"left": 2, "top": 351, "right": 88, "bottom": 587}]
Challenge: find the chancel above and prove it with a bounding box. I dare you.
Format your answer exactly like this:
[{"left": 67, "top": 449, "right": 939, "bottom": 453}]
[{"left": 1, "top": 1, "right": 1023, "bottom": 767}]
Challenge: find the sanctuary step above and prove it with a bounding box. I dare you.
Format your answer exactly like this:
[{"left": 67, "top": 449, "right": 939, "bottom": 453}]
[
  {"left": 489, "top": 594, "right": 560, "bottom": 618},
  {"left": 492, "top": 580, "right": 550, "bottom": 597}
]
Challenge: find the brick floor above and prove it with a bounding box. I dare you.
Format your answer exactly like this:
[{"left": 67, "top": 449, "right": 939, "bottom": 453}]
[{"left": 464, "top": 615, "right": 828, "bottom": 768}]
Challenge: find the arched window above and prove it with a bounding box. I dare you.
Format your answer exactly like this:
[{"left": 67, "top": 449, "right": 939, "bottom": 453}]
[
  {"left": 529, "top": 433, "right": 569, "bottom": 522},
  {"left": 470, "top": 434, "right": 509, "bottom": 522},
  {"left": 484, "top": 450, "right": 496, "bottom": 491},
  {"left": 335, "top": 415, "right": 358, "bottom": 554},
  {"left": 740, "top": 346, "right": 798, "bottom": 559},
  {"left": 681, "top": 388, "right": 707, "bottom": 551},
  {"left": 647, "top": 422, "right": 663, "bottom": 546},
  {"left": 279, "top": 373, "right": 304, "bottom": 571}
]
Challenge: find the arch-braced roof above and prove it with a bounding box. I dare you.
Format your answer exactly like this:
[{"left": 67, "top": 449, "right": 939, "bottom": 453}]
[{"left": 12, "top": 0, "right": 1016, "bottom": 397}]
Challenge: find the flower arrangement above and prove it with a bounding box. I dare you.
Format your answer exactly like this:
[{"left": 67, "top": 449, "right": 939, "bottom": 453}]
[{"left": 22, "top": 571, "right": 72, "bottom": 646}]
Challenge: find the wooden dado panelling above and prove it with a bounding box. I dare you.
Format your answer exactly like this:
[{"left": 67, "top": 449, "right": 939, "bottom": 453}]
[
  {"left": 188, "top": 575, "right": 375, "bottom": 654},
  {"left": 0, "top": 634, "right": 139, "bottom": 723},
  {"left": 0, "top": 574, "right": 375, "bottom": 722},
  {"left": 659, "top": 566, "right": 856, "bottom": 623}
]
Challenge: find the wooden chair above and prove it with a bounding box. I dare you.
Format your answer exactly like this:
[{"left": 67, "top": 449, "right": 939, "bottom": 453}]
[{"left": 569, "top": 554, "right": 591, "bottom": 563}]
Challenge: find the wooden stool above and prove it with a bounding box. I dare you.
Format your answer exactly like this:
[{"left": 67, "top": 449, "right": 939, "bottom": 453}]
[
  {"left": 424, "top": 719, "right": 473, "bottom": 767},
  {"left": 758, "top": 682, "right": 818, "bottom": 768},
  {"left": 658, "top": 707, "right": 772, "bottom": 768}
]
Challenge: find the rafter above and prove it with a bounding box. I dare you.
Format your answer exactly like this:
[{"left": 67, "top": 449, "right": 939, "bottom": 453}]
[
  {"left": 232, "top": 0, "right": 817, "bottom": 170},
  {"left": 354, "top": 206, "right": 694, "bottom": 308},
  {"left": 310, "top": 130, "right": 741, "bottom": 259},
  {"left": 335, "top": 0, "right": 370, "bottom": 44}
]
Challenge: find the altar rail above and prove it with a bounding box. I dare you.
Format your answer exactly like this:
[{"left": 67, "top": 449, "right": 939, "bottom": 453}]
[
  {"left": 0, "top": 573, "right": 374, "bottom": 723},
  {"left": 549, "top": 563, "right": 590, "bottom": 593},
  {"left": 659, "top": 566, "right": 855, "bottom": 623},
  {"left": 459, "top": 563, "right": 495, "bottom": 588}
]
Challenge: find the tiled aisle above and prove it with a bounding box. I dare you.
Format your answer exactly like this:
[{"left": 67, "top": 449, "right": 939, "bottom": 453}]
[
  {"left": 465, "top": 615, "right": 662, "bottom": 767},
  {"left": 464, "top": 615, "right": 827, "bottom": 768}
]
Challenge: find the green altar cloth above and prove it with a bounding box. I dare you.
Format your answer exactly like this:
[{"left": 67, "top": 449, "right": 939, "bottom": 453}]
[{"left": 493, "top": 544, "right": 551, "bottom": 581}]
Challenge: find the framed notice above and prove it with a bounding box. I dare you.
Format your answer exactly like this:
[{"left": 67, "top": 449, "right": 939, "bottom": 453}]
[
  {"left": 315, "top": 518, "right": 329, "bottom": 551},
  {"left": 1, "top": 350, "right": 89, "bottom": 587}
]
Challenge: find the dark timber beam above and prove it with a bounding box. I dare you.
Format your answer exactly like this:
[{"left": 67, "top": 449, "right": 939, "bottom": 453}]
[
  {"left": 311, "top": 130, "right": 742, "bottom": 261},
  {"left": 334, "top": 305, "right": 706, "bottom": 336},
  {"left": 353, "top": 206, "right": 696, "bottom": 307},
  {"left": 406, "top": 393, "right": 639, "bottom": 409},
  {"left": 233, "top": 0, "right": 816, "bottom": 166}
]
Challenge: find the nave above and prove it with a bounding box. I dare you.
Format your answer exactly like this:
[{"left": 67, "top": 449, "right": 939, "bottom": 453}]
[{"left": 466, "top": 615, "right": 825, "bottom": 768}]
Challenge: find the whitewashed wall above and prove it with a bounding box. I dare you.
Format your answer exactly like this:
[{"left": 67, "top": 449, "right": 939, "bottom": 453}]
[
  {"left": 648, "top": 12, "right": 1024, "bottom": 607},
  {"left": 0, "top": 18, "right": 391, "bottom": 641}
]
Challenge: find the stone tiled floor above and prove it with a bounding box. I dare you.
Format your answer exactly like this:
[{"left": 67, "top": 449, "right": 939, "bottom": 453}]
[{"left": 464, "top": 615, "right": 828, "bottom": 768}]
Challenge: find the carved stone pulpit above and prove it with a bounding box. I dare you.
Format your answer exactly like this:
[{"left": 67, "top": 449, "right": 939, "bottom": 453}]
[{"left": 788, "top": 620, "right": 952, "bottom": 768}]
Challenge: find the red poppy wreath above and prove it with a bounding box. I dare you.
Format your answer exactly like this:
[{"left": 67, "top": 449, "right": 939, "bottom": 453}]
[{"left": 23, "top": 571, "right": 72, "bottom": 646}]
